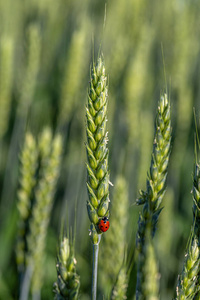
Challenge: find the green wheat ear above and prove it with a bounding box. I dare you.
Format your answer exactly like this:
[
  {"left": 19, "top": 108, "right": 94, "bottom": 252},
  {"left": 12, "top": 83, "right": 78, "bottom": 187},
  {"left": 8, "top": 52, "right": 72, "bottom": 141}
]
[
  {"left": 175, "top": 161, "right": 200, "bottom": 299},
  {"left": 27, "top": 128, "right": 63, "bottom": 296},
  {"left": 176, "top": 236, "right": 200, "bottom": 299},
  {"left": 136, "top": 93, "right": 172, "bottom": 299},
  {"left": 16, "top": 133, "right": 38, "bottom": 274},
  {"left": 86, "top": 55, "right": 110, "bottom": 300},
  {"left": 86, "top": 55, "right": 110, "bottom": 243},
  {"left": 53, "top": 236, "right": 80, "bottom": 300},
  {"left": 111, "top": 265, "right": 128, "bottom": 300}
]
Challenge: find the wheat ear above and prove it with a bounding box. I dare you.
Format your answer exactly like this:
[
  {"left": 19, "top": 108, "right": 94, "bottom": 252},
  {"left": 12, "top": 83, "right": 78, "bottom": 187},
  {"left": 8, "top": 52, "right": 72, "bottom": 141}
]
[
  {"left": 136, "top": 94, "right": 172, "bottom": 299},
  {"left": 86, "top": 55, "right": 110, "bottom": 300},
  {"left": 27, "top": 128, "right": 62, "bottom": 299},
  {"left": 53, "top": 235, "right": 80, "bottom": 300},
  {"left": 111, "top": 265, "right": 128, "bottom": 300},
  {"left": 175, "top": 161, "right": 200, "bottom": 299},
  {"left": 176, "top": 236, "right": 200, "bottom": 299},
  {"left": 16, "top": 133, "right": 38, "bottom": 282}
]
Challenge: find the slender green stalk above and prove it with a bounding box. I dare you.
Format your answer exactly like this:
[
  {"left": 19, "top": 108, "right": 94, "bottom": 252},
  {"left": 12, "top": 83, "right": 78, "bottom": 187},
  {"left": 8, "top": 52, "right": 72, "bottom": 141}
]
[
  {"left": 20, "top": 265, "right": 33, "bottom": 300},
  {"left": 141, "top": 227, "right": 159, "bottom": 300},
  {"left": 92, "top": 244, "right": 98, "bottom": 300},
  {"left": 136, "top": 94, "right": 172, "bottom": 300},
  {"left": 92, "top": 236, "right": 101, "bottom": 300},
  {"left": 85, "top": 55, "right": 110, "bottom": 300}
]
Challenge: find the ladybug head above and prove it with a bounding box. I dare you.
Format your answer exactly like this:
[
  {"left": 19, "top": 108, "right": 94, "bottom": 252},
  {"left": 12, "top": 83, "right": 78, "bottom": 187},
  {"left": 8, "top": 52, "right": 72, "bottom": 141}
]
[{"left": 102, "top": 216, "right": 109, "bottom": 223}]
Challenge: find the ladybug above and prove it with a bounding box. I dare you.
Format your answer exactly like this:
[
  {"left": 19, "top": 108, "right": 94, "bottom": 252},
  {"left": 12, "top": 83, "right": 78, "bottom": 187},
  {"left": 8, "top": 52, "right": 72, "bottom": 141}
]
[{"left": 98, "top": 217, "right": 110, "bottom": 232}]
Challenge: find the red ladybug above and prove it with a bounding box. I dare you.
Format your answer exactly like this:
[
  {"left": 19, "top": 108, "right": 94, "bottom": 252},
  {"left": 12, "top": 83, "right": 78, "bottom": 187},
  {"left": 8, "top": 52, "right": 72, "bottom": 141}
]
[{"left": 98, "top": 217, "right": 110, "bottom": 232}]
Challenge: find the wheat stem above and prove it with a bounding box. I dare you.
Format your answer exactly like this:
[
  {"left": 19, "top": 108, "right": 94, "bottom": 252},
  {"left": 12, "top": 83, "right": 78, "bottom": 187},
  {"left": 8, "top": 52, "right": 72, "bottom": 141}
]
[
  {"left": 19, "top": 265, "right": 33, "bottom": 300},
  {"left": 92, "top": 235, "right": 101, "bottom": 300}
]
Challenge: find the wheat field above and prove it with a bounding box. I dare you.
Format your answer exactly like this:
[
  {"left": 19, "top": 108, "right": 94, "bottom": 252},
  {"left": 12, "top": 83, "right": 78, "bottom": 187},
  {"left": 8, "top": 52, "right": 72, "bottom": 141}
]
[{"left": 1, "top": 0, "right": 200, "bottom": 299}]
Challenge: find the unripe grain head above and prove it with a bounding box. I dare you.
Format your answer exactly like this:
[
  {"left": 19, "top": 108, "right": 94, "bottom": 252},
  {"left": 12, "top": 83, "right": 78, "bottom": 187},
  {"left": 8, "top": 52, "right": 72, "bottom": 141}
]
[{"left": 86, "top": 56, "right": 110, "bottom": 243}]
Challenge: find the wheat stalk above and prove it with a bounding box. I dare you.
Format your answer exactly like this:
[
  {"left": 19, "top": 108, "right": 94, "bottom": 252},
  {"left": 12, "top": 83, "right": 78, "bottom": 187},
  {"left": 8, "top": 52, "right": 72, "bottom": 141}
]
[{"left": 139, "top": 227, "right": 160, "bottom": 300}]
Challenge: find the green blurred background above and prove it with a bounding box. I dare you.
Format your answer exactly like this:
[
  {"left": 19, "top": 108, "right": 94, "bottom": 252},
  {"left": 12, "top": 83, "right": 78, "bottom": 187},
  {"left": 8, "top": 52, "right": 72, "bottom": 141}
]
[{"left": 0, "top": 0, "right": 200, "bottom": 299}]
